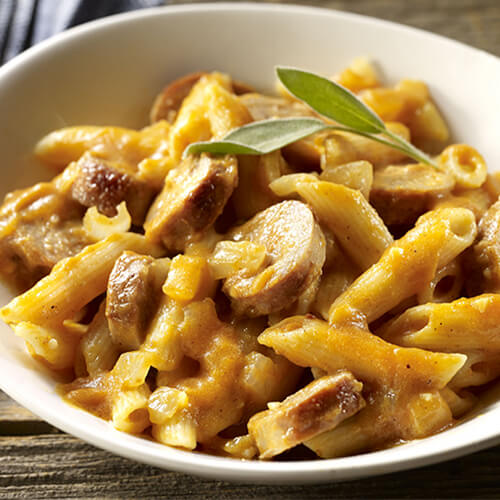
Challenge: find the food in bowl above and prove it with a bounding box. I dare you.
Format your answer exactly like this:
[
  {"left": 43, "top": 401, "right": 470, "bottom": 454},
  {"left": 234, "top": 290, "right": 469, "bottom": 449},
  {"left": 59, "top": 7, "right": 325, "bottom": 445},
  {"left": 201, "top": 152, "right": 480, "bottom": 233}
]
[{"left": 0, "top": 58, "right": 498, "bottom": 460}]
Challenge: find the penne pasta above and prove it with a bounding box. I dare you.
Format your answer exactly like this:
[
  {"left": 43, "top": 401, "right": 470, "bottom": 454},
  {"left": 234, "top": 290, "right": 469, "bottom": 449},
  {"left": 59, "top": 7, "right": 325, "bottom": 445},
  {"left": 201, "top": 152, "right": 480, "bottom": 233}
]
[
  {"left": 0, "top": 232, "right": 162, "bottom": 328},
  {"left": 142, "top": 297, "right": 185, "bottom": 372},
  {"left": 169, "top": 73, "right": 252, "bottom": 161},
  {"left": 438, "top": 144, "right": 487, "bottom": 189},
  {"left": 379, "top": 294, "right": 500, "bottom": 390},
  {"left": 321, "top": 122, "right": 411, "bottom": 168},
  {"left": 259, "top": 316, "right": 465, "bottom": 390},
  {"left": 13, "top": 321, "right": 81, "bottom": 371},
  {"left": 332, "top": 57, "right": 379, "bottom": 92},
  {"left": 152, "top": 412, "right": 197, "bottom": 450},
  {"left": 417, "top": 258, "right": 464, "bottom": 304},
  {"left": 259, "top": 315, "right": 464, "bottom": 456},
  {"left": 270, "top": 175, "right": 393, "bottom": 270},
  {"left": 380, "top": 294, "right": 500, "bottom": 354},
  {"left": 2, "top": 63, "right": 499, "bottom": 462},
  {"left": 83, "top": 202, "right": 131, "bottom": 241},
  {"left": 329, "top": 208, "right": 476, "bottom": 325},
  {"left": 111, "top": 383, "right": 151, "bottom": 434},
  {"left": 80, "top": 302, "right": 119, "bottom": 377}
]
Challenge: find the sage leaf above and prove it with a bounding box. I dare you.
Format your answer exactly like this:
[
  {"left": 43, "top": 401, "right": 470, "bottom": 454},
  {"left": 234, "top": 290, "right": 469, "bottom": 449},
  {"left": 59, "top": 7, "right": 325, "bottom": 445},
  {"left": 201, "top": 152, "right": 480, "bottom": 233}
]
[
  {"left": 183, "top": 67, "right": 437, "bottom": 169},
  {"left": 184, "top": 117, "right": 329, "bottom": 157},
  {"left": 276, "top": 67, "right": 385, "bottom": 134}
]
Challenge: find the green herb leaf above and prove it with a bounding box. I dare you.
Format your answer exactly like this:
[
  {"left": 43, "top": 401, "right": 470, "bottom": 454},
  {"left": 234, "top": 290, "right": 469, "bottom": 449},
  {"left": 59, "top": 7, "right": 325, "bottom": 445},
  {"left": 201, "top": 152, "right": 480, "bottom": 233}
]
[
  {"left": 183, "top": 118, "right": 329, "bottom": 157},
  {"left": 183, "top": 67, "right": 437, "bottom": 169},
  {"left": 184, "top": 141, "right": 264, "bottom": 157},
  {"left": 276, "top": 67, "right": 385, "bottom": 134}
]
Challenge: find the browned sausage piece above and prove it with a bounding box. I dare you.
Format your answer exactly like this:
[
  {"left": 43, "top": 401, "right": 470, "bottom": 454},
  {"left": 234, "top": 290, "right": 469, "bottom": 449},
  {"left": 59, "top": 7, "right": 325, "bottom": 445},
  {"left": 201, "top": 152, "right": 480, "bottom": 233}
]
[
  {"left": 239, "top": 93, "right": 315, "bottom": 122},
  {"left": 150, "top": 72, "right": 254, "bottom": 123},
  {"left": 144, "top": 154, "right": 238, "bottom": 251},
  {"left": 0, "top": 182, "right": 90, "bottom": 289},
  {"left": 70, "top": 153, "right": 157, "bottom": 225},
  {"left": 248, "top": 371, "right": 365, "bottom": 459},
  {"left": 223, "top": 200, "right": 326, "bottom": 317},
  {"left": 370, "top": 164, "right": 455, "bottom": 226},
  {"left": 239, "top": 93, "right": 326, "bottom": 171},
  {"left": 106, "top": 251, "right": 158, "bottom": 351},
  {"left": 465, "top": 200, "right": 500, "bottom": 295}
]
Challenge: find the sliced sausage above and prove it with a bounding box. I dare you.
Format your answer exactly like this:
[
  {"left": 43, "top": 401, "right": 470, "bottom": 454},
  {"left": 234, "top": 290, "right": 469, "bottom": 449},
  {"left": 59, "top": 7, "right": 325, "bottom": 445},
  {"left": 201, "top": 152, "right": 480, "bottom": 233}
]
[
  {"left": 106, "top": 251, "right": 158, "bottom": 351},
  {"left": 370, "top": 164, "right": 455, "bottom": 226},
  {"left": 239, "top": 93, "right": 315, "bottom": 122},
  {"left": 465, "top": 200, "right": 500, "bottom": 295},
  {"left": 0, "top": 182, "right": 90, "bottom": 289},
  {"left": 150, "top": 72, "right": 254, "bottom": 123},
  {"left": 248, "top": 371, "right": 365, "bottom": 459},
  {"left": 69, "top": 153, "right": 157, "bottom": 225},
  {"left": 144, "top": 154, "right": 238, "bottom": 251},
  {"left": 239, "top": 93, "right": 326, "bottom": 171},
  {"left": 223, "top": 200, "right": 326, "bottom": 317}
]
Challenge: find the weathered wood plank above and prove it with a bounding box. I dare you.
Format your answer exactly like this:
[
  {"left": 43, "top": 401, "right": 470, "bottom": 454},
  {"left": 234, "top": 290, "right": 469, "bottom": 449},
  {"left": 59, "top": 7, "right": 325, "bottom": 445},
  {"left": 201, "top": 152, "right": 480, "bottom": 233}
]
[
  {"left": 170, "top": 0, "right": 500, "bottom": 56},
  {"left": 0, "top": 391, "right": 40, "bottom": 423},
  {"left": 0, "top": 433, "right": 499, "bottom": 499},
  {"left": 0, "top": 391, "right": 56, "bottom": 436},
  {"left": 0, "top": 389, "right": 59, "bottom": 436}
]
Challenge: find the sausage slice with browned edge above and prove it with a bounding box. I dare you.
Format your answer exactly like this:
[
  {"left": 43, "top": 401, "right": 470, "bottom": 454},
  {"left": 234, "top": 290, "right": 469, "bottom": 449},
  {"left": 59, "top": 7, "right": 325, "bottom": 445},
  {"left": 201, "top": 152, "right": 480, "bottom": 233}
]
[
  {"left": 106, "top": 251, "right": 158, "bottom": 351},
  {"left": 248, "top": 371, "right": 365, "bottom": 459},
  {"left": 465, "top": 199, "right": 500, "bottom": 295},
  {"left": 370, "top": 163, "right": 455, "bottom": 226},
  {"left": 150, "top": 72, "right": 254, "bottom": 123},
  {"left": 239, "top": 93, "right": 327, "bottom": 171},
  {"left": 144, "top": 154, "right": 238, "bottom": 251},
  {"left": 70, "top": 152, "right": 157, "bottom": 225},
  {"left": 223, "top": 200, "right": 326, "bottom": 317}
]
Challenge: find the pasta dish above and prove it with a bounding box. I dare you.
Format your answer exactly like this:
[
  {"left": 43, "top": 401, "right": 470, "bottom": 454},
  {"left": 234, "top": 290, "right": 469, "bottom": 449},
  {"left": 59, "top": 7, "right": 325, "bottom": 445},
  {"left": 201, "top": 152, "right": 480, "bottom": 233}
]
[{"left": 0, "top": 59, "right": 498, "bottom": 460}]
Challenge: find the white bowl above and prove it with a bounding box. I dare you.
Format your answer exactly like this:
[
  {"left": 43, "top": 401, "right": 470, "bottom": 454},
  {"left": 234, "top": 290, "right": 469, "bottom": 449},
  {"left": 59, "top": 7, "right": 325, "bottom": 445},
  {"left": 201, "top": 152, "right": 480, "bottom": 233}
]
[{"left": 0, "top": 3, "right": 499, "bottom": 484}]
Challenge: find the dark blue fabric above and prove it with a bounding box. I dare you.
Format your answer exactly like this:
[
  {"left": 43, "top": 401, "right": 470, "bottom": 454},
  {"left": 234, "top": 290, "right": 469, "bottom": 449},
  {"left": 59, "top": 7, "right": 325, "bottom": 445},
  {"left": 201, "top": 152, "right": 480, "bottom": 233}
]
[{"left": 0, "top": 0, "right": 165, "bottom": 64}]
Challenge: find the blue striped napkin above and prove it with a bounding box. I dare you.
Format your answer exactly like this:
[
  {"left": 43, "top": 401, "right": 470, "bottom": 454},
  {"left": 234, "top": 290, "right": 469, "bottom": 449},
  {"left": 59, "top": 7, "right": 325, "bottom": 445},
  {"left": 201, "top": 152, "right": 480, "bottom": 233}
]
[{"left": 0, "top": 0, "right": 165, "bottom": 64}]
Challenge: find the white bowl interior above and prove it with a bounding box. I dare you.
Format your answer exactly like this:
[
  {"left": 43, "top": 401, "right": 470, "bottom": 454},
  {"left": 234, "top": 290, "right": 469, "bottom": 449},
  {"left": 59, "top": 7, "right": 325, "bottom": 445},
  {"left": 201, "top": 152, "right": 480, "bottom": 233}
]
[{"left": 0, "top": 3, "right": 499, "bottom": 483}]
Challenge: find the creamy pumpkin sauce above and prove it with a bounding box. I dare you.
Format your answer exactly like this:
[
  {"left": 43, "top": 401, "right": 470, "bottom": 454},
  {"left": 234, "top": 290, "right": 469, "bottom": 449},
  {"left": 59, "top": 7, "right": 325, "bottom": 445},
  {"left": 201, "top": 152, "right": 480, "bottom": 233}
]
[{"left": 1, "top": 62, "right": 499, "bottom": 460}]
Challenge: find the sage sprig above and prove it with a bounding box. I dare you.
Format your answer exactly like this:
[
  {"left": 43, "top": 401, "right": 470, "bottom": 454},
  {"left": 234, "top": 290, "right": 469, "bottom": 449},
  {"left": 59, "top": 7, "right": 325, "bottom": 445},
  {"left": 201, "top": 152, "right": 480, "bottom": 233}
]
[
  {"left": 277, "top": 68, "right": 436, "bottom": 167},
  {"left": 183, "top": 67, "right": 437, "bottom": 168},
  {"left": 184, "top": 117, "right": 330, "bottom": 157},
  {"left": 276, "top": 67, "right": 384, "bottom": 133}
]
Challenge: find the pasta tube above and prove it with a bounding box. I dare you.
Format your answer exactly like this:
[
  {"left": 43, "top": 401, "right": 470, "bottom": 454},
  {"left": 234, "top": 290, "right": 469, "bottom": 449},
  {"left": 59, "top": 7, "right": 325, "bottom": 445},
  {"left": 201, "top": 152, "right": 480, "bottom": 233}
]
[
  {"left": 329, "top": 208, "right": 476, "bottom": 325},
  {"left": 438, "top": 144, "right": 487, "bottom": 189},
  {"left": 111, "top": 383, "right": 151, "bottom": 434},
  {"left": 260, "top": 316, "right": 464, "bottom": 457},
  {"left": 417, "top": 258, "right": 464, "bottom": 304},
  {"left": 380, "top": 294, "right": 500, "bottom": 390},
  {"left": 270, "top": 176, "right": 393, "bottom": 270},
  {"left": 259, "top": 316, "right": 465, "bottom": 390},
  {"left": 380, "top": 294, "right": 500, "bottom": 353},
  {"left": 80, "top": 303, "right": 119, "bottom": 377},
  {"left": 1, "top": 233, "right": 163, "bottom": 328},
  {"left": 152, "top": 412, "right": 197, "bottom": 450}
]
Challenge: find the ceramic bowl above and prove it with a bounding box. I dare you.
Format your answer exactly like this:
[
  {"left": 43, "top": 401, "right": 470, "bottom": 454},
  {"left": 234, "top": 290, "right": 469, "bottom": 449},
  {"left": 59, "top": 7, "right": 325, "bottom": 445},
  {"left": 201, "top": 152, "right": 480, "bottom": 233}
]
[{"left": 0, "top": 3, "right": 499, "bottom": 484}]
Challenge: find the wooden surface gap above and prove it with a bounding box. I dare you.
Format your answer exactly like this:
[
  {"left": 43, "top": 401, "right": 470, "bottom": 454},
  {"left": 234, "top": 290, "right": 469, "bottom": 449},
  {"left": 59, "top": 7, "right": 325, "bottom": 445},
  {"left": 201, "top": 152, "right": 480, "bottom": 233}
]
[{"left": 0, "top": 421, "right": 59, "bottom": 436}]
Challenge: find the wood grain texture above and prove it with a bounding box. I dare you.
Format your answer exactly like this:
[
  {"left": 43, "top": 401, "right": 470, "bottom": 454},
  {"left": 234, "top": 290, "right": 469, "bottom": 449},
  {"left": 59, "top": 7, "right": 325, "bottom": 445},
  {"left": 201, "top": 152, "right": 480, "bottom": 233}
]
[
  {"left": 170, "top": 0, "right": 500, "bottom": 57},
  {"left": 0, "top": 390, "right": 38, "bottom": 423},
  {"left": 1, "top": 1, "right": 500, "bottom": 498},
  {"left": 0, "top": 391, "right": 57, "bottom": 437},
  {"left": 0, "top": 432, "right": 500, "bottom": 499}
]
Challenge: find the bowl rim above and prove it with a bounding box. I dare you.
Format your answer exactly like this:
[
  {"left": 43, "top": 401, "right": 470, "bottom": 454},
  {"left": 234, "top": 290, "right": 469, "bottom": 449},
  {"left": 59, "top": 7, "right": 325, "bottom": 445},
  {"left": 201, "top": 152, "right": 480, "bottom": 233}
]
[
  {"left": 0, "top": 1, "right": 497, "bottom": 82},
  {"left": 0, "top": 2, "right": 499, "bottom": 484}
]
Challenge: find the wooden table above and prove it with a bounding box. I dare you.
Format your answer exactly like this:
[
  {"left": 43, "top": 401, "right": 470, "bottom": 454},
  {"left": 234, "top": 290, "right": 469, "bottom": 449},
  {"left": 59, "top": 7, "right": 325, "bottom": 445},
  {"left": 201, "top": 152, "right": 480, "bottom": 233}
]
[{"left": 1, "top": 1, "right": 500, "bottom": 498}]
